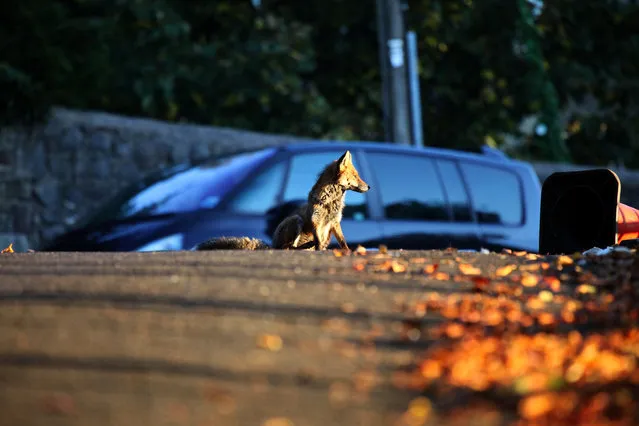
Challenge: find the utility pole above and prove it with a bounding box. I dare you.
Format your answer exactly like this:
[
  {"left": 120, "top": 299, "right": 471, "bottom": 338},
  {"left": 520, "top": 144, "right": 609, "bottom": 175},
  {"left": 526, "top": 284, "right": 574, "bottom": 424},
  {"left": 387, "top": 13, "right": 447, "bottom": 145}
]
[
  {"left": 375, "top": 0, "right": 412, "bottom": 145},
  {"left": 406, "top": 31, "right": 424, "bottom": 148}
]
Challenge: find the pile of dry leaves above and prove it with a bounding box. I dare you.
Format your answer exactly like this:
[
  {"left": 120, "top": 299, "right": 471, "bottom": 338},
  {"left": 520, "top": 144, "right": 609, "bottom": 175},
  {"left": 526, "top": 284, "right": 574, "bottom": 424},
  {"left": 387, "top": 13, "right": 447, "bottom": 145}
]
[{"left": 343, "top": 245, "right": 639, "bottom": 425}]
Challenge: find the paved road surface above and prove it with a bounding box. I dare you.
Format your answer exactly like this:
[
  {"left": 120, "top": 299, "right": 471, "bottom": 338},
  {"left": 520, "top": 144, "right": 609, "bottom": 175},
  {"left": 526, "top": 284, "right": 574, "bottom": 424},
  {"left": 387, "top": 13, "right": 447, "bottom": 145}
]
[{"left": 0, "top": 249, "right": 608, "bottom": 426}]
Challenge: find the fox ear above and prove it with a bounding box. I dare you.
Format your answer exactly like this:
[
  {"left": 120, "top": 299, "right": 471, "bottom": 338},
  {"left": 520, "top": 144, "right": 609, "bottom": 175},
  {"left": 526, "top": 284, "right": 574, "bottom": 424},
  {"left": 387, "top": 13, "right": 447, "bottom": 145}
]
[{"left": 338, "top": 151, "right": 352, "bottom": 170}]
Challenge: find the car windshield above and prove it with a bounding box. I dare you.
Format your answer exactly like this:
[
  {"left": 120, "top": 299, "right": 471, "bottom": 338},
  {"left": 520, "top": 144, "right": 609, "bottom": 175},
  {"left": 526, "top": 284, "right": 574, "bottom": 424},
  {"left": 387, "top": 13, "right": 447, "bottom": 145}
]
[{"left": 85, "top": 148, "right": 276, "bottom": 225}]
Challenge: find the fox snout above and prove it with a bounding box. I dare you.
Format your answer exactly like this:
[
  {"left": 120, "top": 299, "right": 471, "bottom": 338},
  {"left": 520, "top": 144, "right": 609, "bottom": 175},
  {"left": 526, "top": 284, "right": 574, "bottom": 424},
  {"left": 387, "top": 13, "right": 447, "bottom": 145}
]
[{"left": 353, "top": 179, "right": 370, "bottom": 193}]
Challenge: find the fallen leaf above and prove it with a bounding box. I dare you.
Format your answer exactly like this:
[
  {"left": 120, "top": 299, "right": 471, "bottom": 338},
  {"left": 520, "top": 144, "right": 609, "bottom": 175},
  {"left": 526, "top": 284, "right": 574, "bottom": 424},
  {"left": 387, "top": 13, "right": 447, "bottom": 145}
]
[
  {"left": 1, "top": 243, "right": 14, "bottom": 253},
  {"left": 576, "top": 284, "right": 596, "bottom": 294},
  {"left": 445, "top": 323, "right": 464, "bottom": 339},
  {"left": 391, "top": 261, "right": 407, "bottom": 273},
  {"left": 543, "top": 276, "right": 561, "bottom": 292},
  {"left": 495, "top": 264, "right": 517, "bottom": 277},
  {"left": 538, "top": 290, "right": 554, "bottom": 302},
  {"left": 256, "top": 334, "right": 283, "bottom": 352},
  {"left": 432, "top": 272, "right": 450, "bottom": 281},
  {"left": 519, "top": 393, "right": 555, "bottom": 419},
  {"left": 472, "top": 276, "right": 491, "bottom": 293},
  {"left": 354, "top": 245, "right": 367, "bottom": 255},
  {"left": 423, "top": 264, "right": 439, "bottom": 274},
  {"left": 420, "top": 360, "right": 442, "bottom": 380},
  {"left": 557, "top": 255, "right": 574, "bottom": 266},
  {"left": 459, "top": 263, "right": 482, "bottom": 276},
  {"left": 407, "top": 396, "right": 432, "bottom": 421},
  {"left": 373, "top": 260, "right": 392, "bottom": 272},
  {"left": 521, "top": 274, "right": 539, "bottom": 287},
  {"left": 352, "top": 261, "right": 366, "bottom": 272}
]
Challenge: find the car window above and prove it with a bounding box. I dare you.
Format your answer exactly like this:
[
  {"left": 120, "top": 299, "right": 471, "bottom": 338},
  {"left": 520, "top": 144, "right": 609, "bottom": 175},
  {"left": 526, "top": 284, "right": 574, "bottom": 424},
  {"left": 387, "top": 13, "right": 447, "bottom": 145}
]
[
  {"left": 459, "top": 162, "right": 523, "bottom": 226},
  {"left": 85, "top": 148, "right": 276, "bottom": 225},
  {"left": 435, "top": 159, "right": 473, "bottom": 222},
  {"left": 225, "top": 161, "right": 286, "bottom": 214},
  {"left": 366, "top": 152, "right": 449, "bottom": 221},
  {"left": 282, "top": 151, "right": 368, "bottom": 220}
]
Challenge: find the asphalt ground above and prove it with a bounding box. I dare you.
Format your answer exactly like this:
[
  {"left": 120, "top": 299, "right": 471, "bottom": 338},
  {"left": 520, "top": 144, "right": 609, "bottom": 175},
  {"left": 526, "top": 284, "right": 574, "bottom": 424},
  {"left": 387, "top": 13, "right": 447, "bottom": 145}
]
[{"left": 0, "top": 247, "right": 638, "bottom": 426}]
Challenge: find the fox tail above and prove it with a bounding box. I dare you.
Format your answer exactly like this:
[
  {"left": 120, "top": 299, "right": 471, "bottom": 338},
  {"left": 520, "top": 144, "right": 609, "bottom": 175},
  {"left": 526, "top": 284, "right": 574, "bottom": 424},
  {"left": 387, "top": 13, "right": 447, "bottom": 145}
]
[{"left": 193, "top": 236, "right": 270, "bottom": 251}]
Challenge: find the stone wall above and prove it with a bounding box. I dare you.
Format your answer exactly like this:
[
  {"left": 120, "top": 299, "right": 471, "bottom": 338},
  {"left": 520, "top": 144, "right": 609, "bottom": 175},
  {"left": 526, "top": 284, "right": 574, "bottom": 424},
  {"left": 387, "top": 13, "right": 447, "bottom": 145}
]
[
  {"left": 2, "top": 107, "right": 639, "bottom": 251},
  {"left": 0, "top": 108, "right": 312, "bottom": 250}
]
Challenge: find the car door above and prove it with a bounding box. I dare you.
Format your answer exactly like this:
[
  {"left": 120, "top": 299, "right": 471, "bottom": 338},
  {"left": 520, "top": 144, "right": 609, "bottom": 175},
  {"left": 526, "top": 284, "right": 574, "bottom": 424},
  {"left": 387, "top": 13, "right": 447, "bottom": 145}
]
[
  {"left": 434, "top": 158, "right": 484, "bottom": 249},
  {"left": 364, "top": 151, "right": 482, "bottom": 250},
  {"left": 280, "top": 149, "right": 384, "bottom": 248},
  {"left": 187, "top": 158, "right": 289, "bottom": 247},
  {"left": 457, "top": 160, "right": 530, "bottom": 251}
]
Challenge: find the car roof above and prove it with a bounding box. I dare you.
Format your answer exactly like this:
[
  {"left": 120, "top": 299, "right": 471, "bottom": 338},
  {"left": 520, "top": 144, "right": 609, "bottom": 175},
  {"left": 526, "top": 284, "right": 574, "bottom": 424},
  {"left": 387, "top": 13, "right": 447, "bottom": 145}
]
[{"left": 275, "top": 140, "right": 515, "bottom": 165}]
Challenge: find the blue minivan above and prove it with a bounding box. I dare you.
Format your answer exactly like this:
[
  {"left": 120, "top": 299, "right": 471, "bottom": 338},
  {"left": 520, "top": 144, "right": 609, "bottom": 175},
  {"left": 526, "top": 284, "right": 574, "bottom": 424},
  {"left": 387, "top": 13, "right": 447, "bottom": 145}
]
[{"left": 43, "top": 142, "right": 542, "bottom": 253}]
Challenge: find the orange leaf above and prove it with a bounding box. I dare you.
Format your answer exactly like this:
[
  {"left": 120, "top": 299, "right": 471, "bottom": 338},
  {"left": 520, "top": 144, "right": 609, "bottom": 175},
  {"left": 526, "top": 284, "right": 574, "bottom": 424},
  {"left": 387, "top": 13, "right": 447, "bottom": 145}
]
[
  {"left": 542, "top": 276, "right": 561, "bottom": 292},
  {"left": 444, "top": 323, "right": 464, "bottom": 339},
  {"left": 519, "top": 393, "right": 555, "bottom": 419},
  {"left": 372, "top": 260, "right": 392, "bottom": 272},
  {"left": 433, "top": 272, "right": 451, "bottom": 281},
  {"left": 1, "top": 243, "right": 14, "bottom": 253},
  {"left": 423, "top": 264, "right": 439, "bottom": 274},
  {"left": 471, "top": 276, "right": 491, "bottom": 293},
  {"left": 576, "top": 284, "right": 596, "bottom": 294},
  {"left": 420, "top": 360, "right": 442, "bottom": 380},
  {"left": 458, "top": 263, "right": 481, "bottom": 276},
  {"left": 256, "top": 334, "right": 283, "bottom": 352},
  {"left": 537, "top": 312, "right": 556, "bottom": 326},
  {"left": 495, "top": 264, "right": 516, "bottom": 277},
  {"left": 557, "top": 255, "right": 574, "bottom": 266},
  {"left": 352, "top": 261, "right": 366, "bottom": 272},
  {"left": 391, "top": 261, "right": 407, "bottom": 273},
  {"left": 521, "top": 274, "right": 539, "bottom": 287}
]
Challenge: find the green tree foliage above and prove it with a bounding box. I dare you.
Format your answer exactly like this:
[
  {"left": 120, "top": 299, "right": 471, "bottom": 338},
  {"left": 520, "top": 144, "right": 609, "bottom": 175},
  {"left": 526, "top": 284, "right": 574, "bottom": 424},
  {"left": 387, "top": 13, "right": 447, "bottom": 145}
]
[{"left": 1, "top": 0, "right": 639, "bottom": 166}]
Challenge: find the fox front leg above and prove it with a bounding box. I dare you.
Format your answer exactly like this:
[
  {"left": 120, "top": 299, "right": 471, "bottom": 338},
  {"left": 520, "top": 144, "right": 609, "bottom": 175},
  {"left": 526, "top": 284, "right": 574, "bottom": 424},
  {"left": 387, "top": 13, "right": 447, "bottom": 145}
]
[
  {"left": 311, "top": 206, "right": 331, "bottom": 250},
  {"left": 312, "top": 228, "right": 331, "bottom": 250},
  {"left": 331, "top": 224, "right": 350, "bottom": 252},
  {"left": 311, "top": 207, "right": 326, "bottom": 250}
]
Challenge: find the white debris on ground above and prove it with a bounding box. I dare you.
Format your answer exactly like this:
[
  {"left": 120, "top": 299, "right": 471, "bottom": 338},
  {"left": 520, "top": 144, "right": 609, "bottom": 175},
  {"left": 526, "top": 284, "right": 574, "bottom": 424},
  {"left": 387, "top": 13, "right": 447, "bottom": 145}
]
[{"left": 582, "top": 245, "right": 633, "bottom": 256}]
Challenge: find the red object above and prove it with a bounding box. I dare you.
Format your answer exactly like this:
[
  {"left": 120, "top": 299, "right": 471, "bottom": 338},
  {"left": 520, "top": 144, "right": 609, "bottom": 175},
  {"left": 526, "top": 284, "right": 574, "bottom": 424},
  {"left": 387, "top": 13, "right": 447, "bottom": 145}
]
[{"left": 617, "top": 203, "right": 639, "bottom": 243}]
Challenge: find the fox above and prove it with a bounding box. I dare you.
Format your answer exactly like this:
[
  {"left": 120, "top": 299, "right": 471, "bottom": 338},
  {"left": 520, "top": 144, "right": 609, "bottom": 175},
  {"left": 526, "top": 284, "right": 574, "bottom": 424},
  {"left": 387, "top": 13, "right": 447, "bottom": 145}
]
[{"left": 194, "top": 150, "right": 370, "bottom": 251}]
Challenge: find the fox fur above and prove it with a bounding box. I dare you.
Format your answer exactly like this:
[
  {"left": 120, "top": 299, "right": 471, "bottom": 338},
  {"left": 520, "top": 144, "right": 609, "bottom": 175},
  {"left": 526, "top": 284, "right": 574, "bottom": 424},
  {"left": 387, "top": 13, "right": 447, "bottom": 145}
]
[{"left": 194, "top": 150, "right": 370, "bottom": 251}]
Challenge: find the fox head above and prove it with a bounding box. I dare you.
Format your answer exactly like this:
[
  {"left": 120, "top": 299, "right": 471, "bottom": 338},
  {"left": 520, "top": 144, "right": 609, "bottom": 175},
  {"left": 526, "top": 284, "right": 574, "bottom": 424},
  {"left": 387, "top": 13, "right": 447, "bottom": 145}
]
[{"left": 337, "top": 151, "right": 370, "bottom": 193}]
